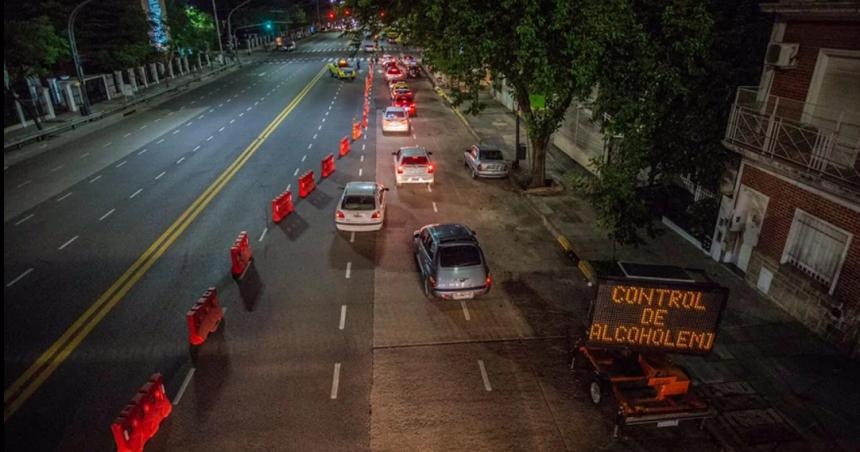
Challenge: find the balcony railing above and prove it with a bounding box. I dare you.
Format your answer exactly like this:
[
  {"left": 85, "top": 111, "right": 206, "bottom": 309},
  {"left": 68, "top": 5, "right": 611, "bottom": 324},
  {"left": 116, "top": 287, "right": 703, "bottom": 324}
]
[{"left": 724, "top": 87, "right": 860, "bottom": 191}]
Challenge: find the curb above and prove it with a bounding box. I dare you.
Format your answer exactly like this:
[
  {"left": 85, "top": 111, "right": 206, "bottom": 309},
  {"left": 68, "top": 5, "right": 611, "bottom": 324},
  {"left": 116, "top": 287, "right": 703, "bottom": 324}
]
[{"left": 4, "top": 63, "right": 239, "bottom": 152}]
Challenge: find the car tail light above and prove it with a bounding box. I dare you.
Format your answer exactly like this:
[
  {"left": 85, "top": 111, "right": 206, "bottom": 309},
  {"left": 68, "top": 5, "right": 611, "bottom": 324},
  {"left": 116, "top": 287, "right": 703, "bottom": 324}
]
[
  {"left": 427, "top": 164, "right": 435, "bottom": 174},
  {"left": 485, "top": 275, "right": 493, "bottom": 287},
  {"left": 397, "top": 165, "right": 404, "bottom": 174},
  {"left": 371, "top": 211, "right": 381, "bottom": 219},
  {"left": 336, "top": 210, "right": 345, "bottom": 219}
]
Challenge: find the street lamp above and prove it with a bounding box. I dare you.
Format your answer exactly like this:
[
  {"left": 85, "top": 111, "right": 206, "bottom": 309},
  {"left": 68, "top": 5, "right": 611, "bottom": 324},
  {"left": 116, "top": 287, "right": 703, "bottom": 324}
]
[
  {"left": 227, "top": 0, "right": 253, "bottom": 65},
  {"left": 68, "top": 0, "right": 97, "bottom": 116},
  {"left": 211, "top": 0, "right": 225, "bottom": 65}
]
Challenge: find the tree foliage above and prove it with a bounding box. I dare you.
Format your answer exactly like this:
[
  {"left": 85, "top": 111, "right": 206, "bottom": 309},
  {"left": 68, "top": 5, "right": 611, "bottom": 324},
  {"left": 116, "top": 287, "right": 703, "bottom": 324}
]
[
  {"left": 75, "top": 0, "right": 156, "bottom": 72},
  {"left": 164, "top": 0, "right": 217, "bottom": 54},
  {"left": 4, "top": 16, "right": 69, "bottom": 81}
]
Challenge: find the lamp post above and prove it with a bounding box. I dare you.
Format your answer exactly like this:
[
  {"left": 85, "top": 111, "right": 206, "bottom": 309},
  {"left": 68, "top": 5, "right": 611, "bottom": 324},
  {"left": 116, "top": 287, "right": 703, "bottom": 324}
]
[
  {"left": 227, "top": 0, "right": 253, "bottom": 65},
  {"left": 68, "top": 0, "right": 97, "bottom": 116},
  {"left": 211, "top": 0, "right": 225, "bottom": 65}
]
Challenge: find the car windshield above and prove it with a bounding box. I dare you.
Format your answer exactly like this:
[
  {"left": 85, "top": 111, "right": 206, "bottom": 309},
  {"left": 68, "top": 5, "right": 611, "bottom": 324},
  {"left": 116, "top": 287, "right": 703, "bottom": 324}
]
[
  {"left": 439, "top": 245, "right": 482, "bottom": 267},
  {"left": 342, "top": 195, "right": 375, "bottom": 210},
  {"left": 480, "top": 150, "right": 504, "bottom": 160},
  {"left": 401, "top": 155, "right": 428, "bottom": 165},
  {"left": 386, "top": 110, "right": 406, "bottom": 119}
]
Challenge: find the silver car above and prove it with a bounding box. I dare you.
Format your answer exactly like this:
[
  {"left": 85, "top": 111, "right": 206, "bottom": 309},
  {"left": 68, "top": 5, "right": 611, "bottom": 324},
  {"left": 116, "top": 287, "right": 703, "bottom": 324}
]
[
  {"left": 413, "top": 224, "right": 492, "bottom": 300},
  {"left": 336, "top": 182, "right": 388, "bottom": 232},
  {"left": 464, "top": 144, "right": 509, "bottom": 178}
]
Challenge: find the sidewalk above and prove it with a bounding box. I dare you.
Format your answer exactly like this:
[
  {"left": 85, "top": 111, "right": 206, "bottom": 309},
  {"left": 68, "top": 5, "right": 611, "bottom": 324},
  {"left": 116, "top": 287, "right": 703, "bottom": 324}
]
[
  {"left": 436, "top": 84, "right": 860, "bottom": 451},
  {"left": 4, "top": 52, "right": 268, "bottom": 154}
]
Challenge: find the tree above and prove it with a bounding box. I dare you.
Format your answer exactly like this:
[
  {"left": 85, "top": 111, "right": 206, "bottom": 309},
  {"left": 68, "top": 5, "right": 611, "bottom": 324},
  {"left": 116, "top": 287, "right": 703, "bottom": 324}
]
[
  {"left": 577, "top": 0, "right": 767, "bottom": 245},
  {"left": 76, "top": 0, "right": 156, "bottom": 73},
  {"left": 4, "top": 16, "right": 68, "bottom": 128}
]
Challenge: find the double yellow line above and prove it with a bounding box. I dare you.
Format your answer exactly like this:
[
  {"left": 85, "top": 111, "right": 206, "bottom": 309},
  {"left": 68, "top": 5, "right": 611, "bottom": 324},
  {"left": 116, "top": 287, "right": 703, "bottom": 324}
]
[{"left": 3, "top": 67, "right": 327, "bottom": 422}]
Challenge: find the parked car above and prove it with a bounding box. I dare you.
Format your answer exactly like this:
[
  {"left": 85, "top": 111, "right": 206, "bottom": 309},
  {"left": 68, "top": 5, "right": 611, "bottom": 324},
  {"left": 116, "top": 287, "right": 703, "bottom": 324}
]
[
  {"left": 413, "top": 223, "right": 492, "bottom": 300},
  {"left": 464, "top": 144, "right": 509, "bottom": 178},
  {"left": 382, "top": 107, "right": 411, "bottom": 135},
  {"left": 393, "top": 146, "right": 434, "bottom": 186},
  {"left": 335, "top": 182, "right": 388, "bottom": 231}
]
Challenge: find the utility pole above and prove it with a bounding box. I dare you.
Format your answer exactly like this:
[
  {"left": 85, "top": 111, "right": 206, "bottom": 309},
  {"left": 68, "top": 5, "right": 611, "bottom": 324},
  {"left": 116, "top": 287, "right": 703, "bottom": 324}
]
[
  {"left": 211, "top": 0, "right": 225, "bottom": 64},
  {"left": 227, "top": 0, "right": 253, "bottom": 65},
  {"left": 68, "top": 0, "right": 97, "bottom": 116}
]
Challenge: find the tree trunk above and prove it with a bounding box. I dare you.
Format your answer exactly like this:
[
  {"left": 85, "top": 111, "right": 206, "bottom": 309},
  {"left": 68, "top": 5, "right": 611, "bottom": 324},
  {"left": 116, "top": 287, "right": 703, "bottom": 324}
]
[{"left": 528, "top": 135, "right": 549, "bottom": 188}]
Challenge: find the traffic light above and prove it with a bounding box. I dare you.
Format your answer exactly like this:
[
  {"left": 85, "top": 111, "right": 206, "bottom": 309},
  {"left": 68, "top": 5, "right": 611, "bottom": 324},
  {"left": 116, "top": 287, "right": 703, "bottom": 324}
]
[
  {"left": 344, "top": 8, "right": 350, "bottom": 16},
  {"left": 379, "top": 10, "right": 385, "bottom": 18},
  {"left": 264, "top": 21, "right": 273, "bottom": 31},
  {"left": 327, "top": 11, "right": 335, "bottom": 21}
]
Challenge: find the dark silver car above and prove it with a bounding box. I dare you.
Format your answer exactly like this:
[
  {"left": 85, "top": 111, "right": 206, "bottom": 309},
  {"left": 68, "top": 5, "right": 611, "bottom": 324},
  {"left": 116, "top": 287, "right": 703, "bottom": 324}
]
[
  {"left": 413, "top": 224, "right": 492, "bottom": 300},
  {"left": 464, "top": 144, "right": 509, "bottom": 178}
]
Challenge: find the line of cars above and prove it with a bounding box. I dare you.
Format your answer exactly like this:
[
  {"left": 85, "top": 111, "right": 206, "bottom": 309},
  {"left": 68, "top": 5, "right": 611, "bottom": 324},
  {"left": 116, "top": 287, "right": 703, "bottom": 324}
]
[{"left": 335, "top": 51, "right": 505, "bottom": 301}]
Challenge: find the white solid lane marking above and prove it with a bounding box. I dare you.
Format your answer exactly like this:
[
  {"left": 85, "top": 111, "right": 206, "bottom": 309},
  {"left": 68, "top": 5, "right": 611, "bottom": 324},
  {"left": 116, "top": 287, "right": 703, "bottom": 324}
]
[
  {"left": 339, "top": 305, "right": 347, "bottom": 330},
  {"left": 258, "top": 227, "right": 268, "bottom": 242},
  {"left": 461, "top": 301, "right": 471, "bottom": 321},
  {"left": 56, "top": 192, "right": 72, "bottom": 202},
  {"left": 115, "top": 161, "right": 127, "bottom": 168},
  {"left": 58, "top": 235, "right": 79, "bottom": 250},
  {"left": 7, "top": 268, "right": 34, "bottom": 288},
  {"left": 478, "top": 360, "right": 492, "bottom": 391},
  {"left": 79, "top": 152, "right": 90, "bottom": 159},
  {"left": 102, "top": 142, "right": 112, "bottom": 148},
  {"left": 16, "top": 180, "right": 32, "bottom": 188},
  {"left": 99, "top": 208, "right": 116, "bottom": 221},
  {"left": 206, "top": 136, "right": 214, "bottom": 141},
  {"left": 129, "top": 188, "right": 143, "bottom": 199},
  {"left": 155, "top": 171, "right": 166, "bottom": 180},
  {"left": 172, "top": 368, "right": 196, "bottom": 405},
  {"left": 433, "top": 202, "right": 438, "bottom": 213},
  {"left": 176, "top": 157, "right": 185, "bottom": 164},
  {"left": 293, "top": 168, "right": 300, "bottom": 176},
  {"left": 359, "top": 168, "right": 363, "bottom": 177},
  {"left": 345, "top": 262, "right": 352, "bottom": 279},
  {"left": 172, "top": 129, "right": 180, "bottom": 135},
  {"left": 350, "top": 231, "right": 355, "bottom": 243},
  {"left": 89, "top": 175, "right": 102, "bottom": 183},
  {"left": 50, "top": 165, "right": 64, "bottom": 173},
  {"left": 330, "top": 363, "right": 341, "bottom": 399},
  {"left": 123, "top": 132, "right": 131, "bottom": 138},
  {"left": 218, "top": 126, "right": 225, "bottom": 132},
  {"left": 192, "top": 145, "right": 201, "bottom": 152},
  {"left": 138, "top": 148, "right": 148, "bottom": 155},
  {"left": 14, "top": 214, "right": 35, "bottom": 226},
  {"left": 157, "top": 139, "right": 165, "bottom": 144},
  {"left": 301, "top": 155, "right": 307, "bottom": 162}
]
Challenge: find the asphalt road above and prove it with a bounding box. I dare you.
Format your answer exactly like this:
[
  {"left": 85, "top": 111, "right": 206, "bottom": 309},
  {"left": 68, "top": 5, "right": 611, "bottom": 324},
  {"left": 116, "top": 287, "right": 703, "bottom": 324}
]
[{"left": 4, "top": 32, "right": 375, "bottom": 451}]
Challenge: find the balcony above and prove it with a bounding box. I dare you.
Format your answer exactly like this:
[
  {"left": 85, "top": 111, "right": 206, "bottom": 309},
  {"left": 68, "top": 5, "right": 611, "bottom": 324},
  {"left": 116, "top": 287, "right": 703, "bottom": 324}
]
[{"left": 724, "top": 87, "right": 860, "bottom": 194}]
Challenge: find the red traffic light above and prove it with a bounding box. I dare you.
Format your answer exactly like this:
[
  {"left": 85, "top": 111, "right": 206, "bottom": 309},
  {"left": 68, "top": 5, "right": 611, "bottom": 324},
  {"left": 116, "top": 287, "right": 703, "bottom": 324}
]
[
  {"left": 344, "top": 8, "right": 350, "bottom": 16},
  {"left": 327, "top": 11, "right": 335, "bottom": 20},
  {"left": 379, "top": 10, "right": 385, "bottom": 17}
]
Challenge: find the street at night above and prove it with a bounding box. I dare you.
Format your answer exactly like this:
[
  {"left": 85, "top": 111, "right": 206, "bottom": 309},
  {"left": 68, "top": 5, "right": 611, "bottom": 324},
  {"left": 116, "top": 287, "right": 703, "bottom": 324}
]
[{"left": 4, "top": 1, "right": 860, "bottom": 451}]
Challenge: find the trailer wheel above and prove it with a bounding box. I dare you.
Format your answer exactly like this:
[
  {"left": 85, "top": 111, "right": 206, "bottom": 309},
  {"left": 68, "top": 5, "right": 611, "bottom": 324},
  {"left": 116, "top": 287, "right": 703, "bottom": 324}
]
[{"left": 589, "top": 376, "right": 609, "bottom": 405}]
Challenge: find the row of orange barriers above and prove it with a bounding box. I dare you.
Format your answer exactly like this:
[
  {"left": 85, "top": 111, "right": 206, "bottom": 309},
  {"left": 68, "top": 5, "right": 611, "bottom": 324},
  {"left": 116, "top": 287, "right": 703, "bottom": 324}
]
[{"left": 111, "top": 56, "right": 378, "bottom": 452}]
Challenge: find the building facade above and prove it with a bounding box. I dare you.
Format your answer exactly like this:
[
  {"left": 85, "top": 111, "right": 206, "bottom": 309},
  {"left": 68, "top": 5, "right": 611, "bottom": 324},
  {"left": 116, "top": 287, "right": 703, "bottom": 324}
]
[{"left": 715, "top": 1, "right": 860, "bottom": 357}]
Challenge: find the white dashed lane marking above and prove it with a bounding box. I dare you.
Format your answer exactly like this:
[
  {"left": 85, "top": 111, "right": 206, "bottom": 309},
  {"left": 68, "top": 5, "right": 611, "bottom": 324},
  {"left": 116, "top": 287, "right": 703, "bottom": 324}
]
[
  {"left": 16, "top": 180, "right": 32, "bottom": 188},
  {"left": 301, "top": 155, "right": 307, "bottom": 162},
  {"left": 193, "top": 145, "right": 201, "bottom": 152},
  {"left": 478, "top": 360, "right": 492, "bottom": 391},
  {"left": 330, "top": 363, "right": 341, "bottom": 399},
  {"left": 157, "top": 139, "right": 165, "bottom": 144},
  {"left": 79, "top": 153, "right": 90, "bottom": 159},
  {"left": 6, "top": 268, "right": 34, "bottom": 288},
  {"left": 99, "top": 208, "right": 115, "bottom": 221},
  {"left": 123, "top": 133, "right": 131, "bottom": 138},
  {"left": 138, "top": 148, "right": 148, "bottom": 155},
  {"left": 14, "top": 214, "right": 35, "bottom": 226},
  {"left": 339, "top": 305, "right": 347, "bottom": 330},
  {"left": 56, "top": 192, "right": 72, "bottom": 202},
  {"left": 218, "top": 126, "right": 225, "bottom": 132},
  {"left": 345, "top": 262, "right": 352, "bottom": 279},
  {"left": 115, "top": 161, "right": 127, "bottom": 168},
  {"left": 58, "top": 235, "right": 79, "bottom": 250},
  {"left": 129, "top": 188, "right": 143, "bottom": 199},
  {"left": 433, "top": 202, "right": 438, "bottom": 213},
  {"left": 50, "top": 165, "right": 64, "bottom": 173},
  {"left": 89, "top": 175, "right": 102, "bottom": 183},
  {"left": 293, "top": 168, "right": 300, "bottom": 176},
  {"left": 176, "top": 157, "right": 185, "bottom": 164},
  {"left": 207, "top": 136, "right": 214, "bottom": 141}
]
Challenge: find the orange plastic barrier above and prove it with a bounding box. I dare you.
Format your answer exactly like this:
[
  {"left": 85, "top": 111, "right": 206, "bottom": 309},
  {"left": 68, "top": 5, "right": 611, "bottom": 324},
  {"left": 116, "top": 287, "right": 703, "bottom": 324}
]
[
  {"left": 110, "top": 374, "right": 173, "bottom": 452},
  {"left": 186, "top": 287, "right": 223, "bottom": 345},
  {"left": 230, "top": 231, "right": 252, "bottom": 277},
  {"left": 352, "top": 121, "right": 362, "bottom": 141},
  {"left": 321, "top": 153, "right": 335, "bottom": 177},
  {"left": 339, "top": 136, "right": 350, "bottom": 157},
  {"left": 299, "top": 170, "right": 316, "bottom": 198},
  {"left": 271, "top": 189, "right": 295, "bottom": 223},
  {"left": 362, "top": 111, "right": 368, "bottom": 129}
]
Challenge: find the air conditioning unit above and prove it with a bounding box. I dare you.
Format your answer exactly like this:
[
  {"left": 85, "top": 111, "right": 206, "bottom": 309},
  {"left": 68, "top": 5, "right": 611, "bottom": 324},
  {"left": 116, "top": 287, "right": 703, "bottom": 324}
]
[{"left": 766, "top": 43, "right": 799, "bottom": 68}]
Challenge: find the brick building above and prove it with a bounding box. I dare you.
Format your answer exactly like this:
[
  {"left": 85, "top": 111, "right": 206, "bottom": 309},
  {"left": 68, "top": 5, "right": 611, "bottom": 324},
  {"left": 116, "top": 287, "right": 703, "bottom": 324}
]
[{"left": 714, "top": 1, "right": 860, "bottom": 356}]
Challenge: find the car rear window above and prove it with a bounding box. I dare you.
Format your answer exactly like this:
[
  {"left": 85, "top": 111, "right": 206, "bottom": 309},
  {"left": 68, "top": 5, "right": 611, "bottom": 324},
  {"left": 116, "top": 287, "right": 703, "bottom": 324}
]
[
  {"left": 480, "top": 150, "right": 504, "bottom": 160},
  {"left": 395, "top": 94, "right": 413, "bottom": 102},
  {"left": 401, "top": 155, "right": 428, "bottom": 165},
  {"left": 342, "top": 195, "right": 375, "bottom": 210},
  {"left": 386, "top": 110, "right": 406, "bottom": 119},
  {"left": 439, "top": 245, "right": 482, "bottom": 267}
]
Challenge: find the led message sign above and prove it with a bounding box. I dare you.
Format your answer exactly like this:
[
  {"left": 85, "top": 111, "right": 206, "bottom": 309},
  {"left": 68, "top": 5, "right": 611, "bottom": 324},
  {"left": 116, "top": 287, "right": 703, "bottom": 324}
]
[{"left": 586, "top": 279, "right": 728, "bottom": 355}]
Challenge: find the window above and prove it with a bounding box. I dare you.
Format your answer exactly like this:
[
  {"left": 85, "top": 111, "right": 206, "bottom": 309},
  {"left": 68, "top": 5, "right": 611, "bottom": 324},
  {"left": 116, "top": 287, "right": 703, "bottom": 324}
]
[
  {"left": 782, "top": 209, "right": 852, "bottom": 293},
  {"left": 342, "top": 195, "right": 375, "bottom": 210},
  {"left": 439, "top": 245, "right": 482, "bottom": 268}
]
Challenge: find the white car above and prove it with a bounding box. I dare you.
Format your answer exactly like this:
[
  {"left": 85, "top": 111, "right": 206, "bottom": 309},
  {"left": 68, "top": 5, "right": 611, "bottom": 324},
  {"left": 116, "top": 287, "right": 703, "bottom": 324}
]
[
  {"left": 382, "top": 107, "right": 411, "bottom": 134},
  {"left": 393, "top": 146, "right": 435, "bottom": 186},
  {"left": 364, "top": 44, "right": 377, "bottom": 53},
  {"left": 335, "top": 182, "right": 388, "bottom": 231}
]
